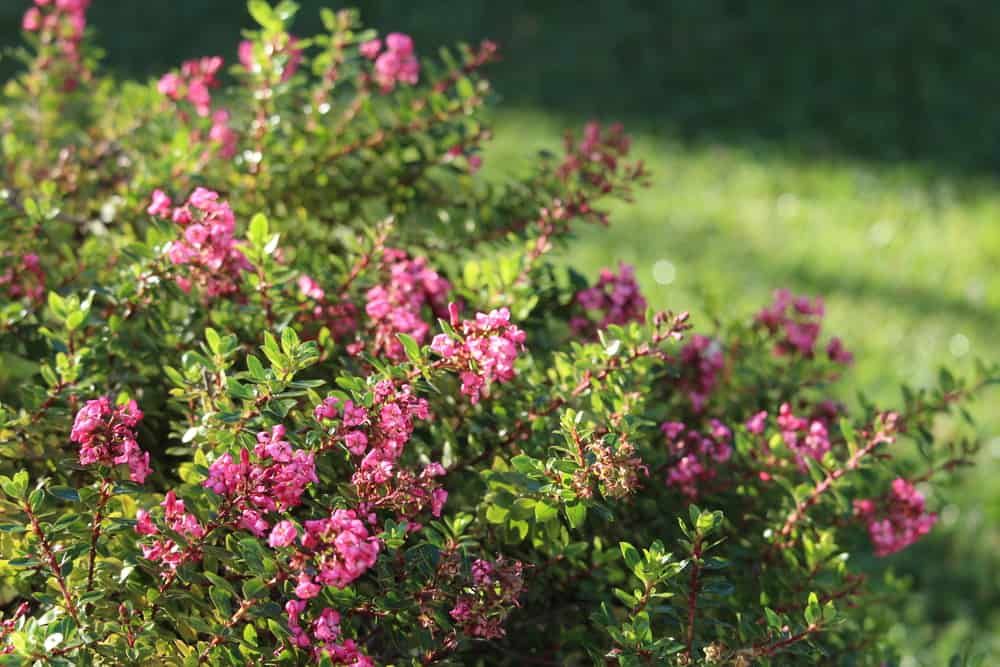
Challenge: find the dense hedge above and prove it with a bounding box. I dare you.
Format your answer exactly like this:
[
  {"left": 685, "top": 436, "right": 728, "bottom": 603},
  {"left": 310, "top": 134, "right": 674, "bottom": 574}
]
[{"left": 0, "top": 1, "right": 995, "bottom": 665}]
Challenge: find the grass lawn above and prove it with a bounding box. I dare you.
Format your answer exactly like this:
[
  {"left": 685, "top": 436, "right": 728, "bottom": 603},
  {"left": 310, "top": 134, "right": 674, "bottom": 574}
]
[{"left": 485, "top": 109, "right": 1000, "bottom": 664}]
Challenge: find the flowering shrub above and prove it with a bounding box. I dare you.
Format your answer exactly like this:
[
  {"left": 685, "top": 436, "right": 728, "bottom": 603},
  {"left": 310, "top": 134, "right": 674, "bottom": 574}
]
[{"left": 0, "top": 1, "right": 995, "bottom": 665}]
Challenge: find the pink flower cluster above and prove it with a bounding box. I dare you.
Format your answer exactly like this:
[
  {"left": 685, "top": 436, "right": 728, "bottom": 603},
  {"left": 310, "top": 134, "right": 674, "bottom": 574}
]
[
  {"left": 71, "top": 397, "right": 151, "bottom": 483},
  {"left": 676, "top": 334, "right": 725, "bottom": 413},
  {"left": 0, "top": 601, "right": 30, "bottom": 655},
  {"left": 354, "top": 461, "right": 448, "bottom": 526},
  {"left": 557, "top": 121, "right": 632, "bottom": 192},
  {"left": 0, "top": 252, "right": 45, "bottom": 305},
  {"left": 285, "top": 602, "right": 373, "bottom": 665},
  {"left": 297, "top": 274, "right": 359, "bottom": 341},
  {"left": 157, "top": 56, "right": 223, "bottom": 117},
  {"left": 147, "top": 188, "right": 252, "bottom": 297},
  {"left": 207, "top": 108, "right": 239, "bottom": 159},
  {"left": 661, "top": 420, "right": 732, "bottom": 499},
  {"left": 239, "top": 36, "right": 303, "bottom": 82},
  {"left": 854, "top": 478, "right": 938, "bottom": 557},
  {"left": 431, "top": 306, "right": 527, "bottom": 404},
  {"left": 364, "top": 249, "right": 451, "bottom": 360},
  {"left": 285, "top": 509, "right": 380, "bottom": 599},
  {"left": 360, "top": 33, "right": 419, "bottom": 92},
  {"left": 756, "top": 288, "right": 831, "bottom": 358},
  {"left": 203, "top": 425, "right": 318, "bottom": 537},
  {"left": 315, "top": 381, "right": 446, "bottom": 521},
  {"left": 570, "top": 263, "right": 647, "bottom": 336},
  {"left": 775, "top": 402, "right": 831, "bottom": 468},
  {"left": 22, "top": 0, "right": 90, "bottom": 90},
  {"left": 135, "top": 491, "right": 207, "bottom": 573},
  {"left": 449, "top": 557, "right": 525, "bottom": 640},
  {"left": 315, "top": 380, "right": 429, "bottom": 463}
]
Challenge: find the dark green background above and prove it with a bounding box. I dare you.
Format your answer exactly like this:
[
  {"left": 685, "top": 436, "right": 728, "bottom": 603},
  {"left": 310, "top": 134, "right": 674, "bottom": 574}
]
[{"left": 4, "top": 1, "right": 1000, "bottom": 172}]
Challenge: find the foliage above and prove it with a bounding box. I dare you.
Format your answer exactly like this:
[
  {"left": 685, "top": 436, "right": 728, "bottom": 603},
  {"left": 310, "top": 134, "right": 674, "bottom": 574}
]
[{"left": 0, "top": 2, "right": 996, "bottom": 664}]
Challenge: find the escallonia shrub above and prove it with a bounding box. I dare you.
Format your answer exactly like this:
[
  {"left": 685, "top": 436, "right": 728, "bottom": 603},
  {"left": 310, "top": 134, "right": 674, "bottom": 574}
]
[{"left": 0, "top": 1, "right": 995, "bottom": 665}]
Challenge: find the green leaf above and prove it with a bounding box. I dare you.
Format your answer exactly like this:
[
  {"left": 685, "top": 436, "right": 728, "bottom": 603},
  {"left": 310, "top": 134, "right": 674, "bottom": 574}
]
[
  {"left": 280, "top": 326, "right": 300, "bottom": 355},
  {"left": 48, "top": 486, "right": 79, "bottom": 503},
  {"left": 534, "top": 500, "right": 558, "bottom": 523},
  {"left": 565, "top": 502, "right": 586, "bottom": 529},
  {"left": 2, "top": 471, "right": 29, "bottom": 499},
  {"left": 485, "top": 504, "right": 508, "bottom": 524},
  {"left": 456, "top": 76, "right": 475, "bottom": 100},
  {"left": 696, "top": 510, "right": 723, "bottom": 535},
  {"left": 47, "top": 291, "right": 67, "bottom": 318},
  {"left": 248, "top": 212, "right": 269, "bottom": 247},
  {"left": 396, "top": 333, "right": 422, "bottom": 365},
  {"left": 210, "top": 586, "right": 232, "bottom": 616},
  {"left": 65, "top": 310, "right": 86, "bottom": 331},
  {"left": 620, "top": 542, "right": 641, "bottom": 570},
  {"left": 246, "top": 354, "right": 266, "bottom": 380},
  {"left": 205, "top": 327, "right": 221, "bottom": 354},
  {"left": 764, "top": 607, "right": 782, "bottom": 629},
  {"left": 247, "top": 1, "right": 279, "bottom": 31},
  {"left": 804, "top": 592, "right": 821, "bottom": 625}
]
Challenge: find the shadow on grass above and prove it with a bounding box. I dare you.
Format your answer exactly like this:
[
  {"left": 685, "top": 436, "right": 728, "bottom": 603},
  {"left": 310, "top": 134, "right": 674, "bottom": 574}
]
[{"left": 5, "top": 1, "right": 1000, "bottom": 175}]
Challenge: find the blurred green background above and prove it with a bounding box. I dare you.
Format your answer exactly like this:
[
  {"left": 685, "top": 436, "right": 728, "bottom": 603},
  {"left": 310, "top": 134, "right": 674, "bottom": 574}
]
[{"left": 3, "top": 1, "right": 999, "bottom": 662}]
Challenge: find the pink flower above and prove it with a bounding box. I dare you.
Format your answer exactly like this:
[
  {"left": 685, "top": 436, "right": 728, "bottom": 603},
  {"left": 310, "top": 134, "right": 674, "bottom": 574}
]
[
  {"left": 359, "top": 39, "right": 381, "bottom": 60},
  {"left": 858, "top": 478, "right": 937, "bottom": 557},
  {"left": 571, "top": 263, "right": 647, "bottom": 337},
  {"left": 677, "top": 334, "right": 725, "bottom": 413},
  {"left": 135, "top": 509, "right": 157, "bottom": 535},
  {"left": 288, "top": 509, "right": 380, "bottom": 597},
  {"left": 777, "top": 403, "right": 831, "bottom": 468},
  {"left": 155, "top": 187, "right": 252, "bottom": 298},
  {"left": 385, "top": 33, "right": 413, "bottom": 55},
  {"left": 237, "top": 40, "right": 255, "bottom": 71},
  {"left": 0, "top": 252, "right": 46, "bottom": 305},
  {"left": 298, "top": 274, "right": 326, "bottom": 300},
  {"left": 135, "top": 490, "right": 207, "bottom": 574},
  {"left": 203, "top": 427, "right": 317, "bottom": 537},
  {"left": 745, "top": 410, "right": 768, "bottom": 434},
  {"left": 268, "top": 520, "right": 298, "bottom": 548},
  {"left": 371, "top": 32, "right": 420, "bottom": 92},
  {"left": 827, "top": 337, "right": 854, "bottom": 365},
  {"left": 71, "top": 397, "right": 151, "bottom": 483},
  {"left": 239, "top": 36, "right": 302, "bottom": 81},
  {"left": 661, "top": 420, "right": 733, "bottom": 499},
  {"left": 22, "top": 7, "right": 42, "bottom": 31},
  {"left": 295, "top": 573, "right": 322, "bottom": 599},
  {"left": 157, "top": 72, "right": 182, "bottom": 99},
  {"left": 432, "top": 305, "right": 526, "bottom": 404},
  {"left": 755, "top": 289, "right": 837, "bottom": 359},
  {"left": 362, "top": 249, "right": 450, "bottom": 360},
  {"left": 208, "top": 108, "right": 238, "bottom": 158},
  {"left": 147, "top": 189, "right": 173, "bottom": 217},
  {"left": 158, "top": 56, "right": 224, "bottom": 116}
]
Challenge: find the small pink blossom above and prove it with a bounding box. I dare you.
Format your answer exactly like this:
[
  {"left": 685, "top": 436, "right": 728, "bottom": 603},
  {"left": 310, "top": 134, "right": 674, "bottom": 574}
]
[
  {"left": 371, "top": 32, "right": 420, "bottom": 92},
  {"left": 359, "top": 39, "right": 381, "bottom": 60},
  {"left": 571, "top": 263, "right": 647, "bottom": 337},
  {"left": 268, "top": 520, "right": 298, "bottom": 548},
  {"left": 147, "top": 189, "right": 172, "bottom": 217},
  {"left": 432, "top": 305, "right": 527, "bottom": 404},
  {"left": 857, "top": 478, "right": 938, "bottom": 557},
  {"left": 362, "top": 249, "right": 450, "bottom": 360},
  {"left": 71, "top": 397, "right": 151, "bottom": 483},
  {"left": 22, "top": 7, "right": 42, "bottom": 31}
]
